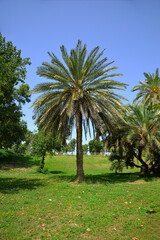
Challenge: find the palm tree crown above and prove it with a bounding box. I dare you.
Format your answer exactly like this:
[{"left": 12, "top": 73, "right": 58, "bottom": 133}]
[
  {"left": 132, "top": 68, "right": 160, "bottom": 105},
  {"left": 32, "top": 40, "right": 127, "bottom": 180},
  {"left": 125, "top": 104, "right": 160, "bottom": 148}
]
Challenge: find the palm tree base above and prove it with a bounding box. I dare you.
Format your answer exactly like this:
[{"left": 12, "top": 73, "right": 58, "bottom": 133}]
[{"left": 75, "top": 174, "right": 86, "bottom": 182}]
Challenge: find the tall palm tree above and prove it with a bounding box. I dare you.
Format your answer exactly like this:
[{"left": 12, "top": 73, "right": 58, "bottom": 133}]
[
  {"left": 132, "top": 68, "right": 160, "bottom": 105},
  {"left": 32, "top": 40, "right": 127, "bottom": 180}
]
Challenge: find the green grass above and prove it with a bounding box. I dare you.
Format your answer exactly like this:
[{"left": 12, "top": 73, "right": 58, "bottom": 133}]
[{"left": 0, "top": 150, "right": 160, "bottom": 240}]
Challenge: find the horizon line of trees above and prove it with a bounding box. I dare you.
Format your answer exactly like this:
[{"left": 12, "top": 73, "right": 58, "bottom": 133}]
[{"left": 12, "top": 134, "right": 105, "bottom": 156}]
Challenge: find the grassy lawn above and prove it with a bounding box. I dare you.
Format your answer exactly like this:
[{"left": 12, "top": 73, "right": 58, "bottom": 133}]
[{"left": 0, "top": 151, "right": 160, "bottom": 240}]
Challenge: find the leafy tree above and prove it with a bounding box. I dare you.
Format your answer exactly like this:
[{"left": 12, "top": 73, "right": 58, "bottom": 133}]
[
  {"left": 0, "top": 33, "right": 31, "bottom": 148},
  {"left": 82, "top": 144, "right": 88, "bottom": 155},
  {"left": 62, "top": 144, "right": 71, "bottom": 154},
  {"left": 32, "top": 40, "right": 127, "bottom": 181},
  {"left": 132, "top": 68, "right": 160, "bottom": 106},
  {"left": 54, "top": 138, "right": 62, "bottom": 153},
  {"left": 68, "top": 138, "right": 76, "bottom": 154},
  {"left": 31, "top": 129, "right": 55, "bottom": 169},
  {"left": 12, "top": 128, "right": 33, "bottom": 154},
  {"left": 88, "top": 138, "right": 104, "bottom": 155},
  {"left": 24, "top": 129, "right": 34, "bottom": 152},
  {"left": 12, "top": 142, "right": 28, "bottom": 154}
]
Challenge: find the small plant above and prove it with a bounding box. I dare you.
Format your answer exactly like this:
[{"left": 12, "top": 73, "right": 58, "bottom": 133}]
[
  {"left": 31, "top": 129, "right": 55, "bottom": 169},
  {"left": 37, "top": 166, "right": 48, "bottom": 174},
  {"left": 109, "top": 151, "right": 125, "bottom": 173}
]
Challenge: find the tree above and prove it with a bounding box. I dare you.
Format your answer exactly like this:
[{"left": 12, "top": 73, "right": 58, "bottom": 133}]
[
  {"left": 12, "top": 128, "right": 33, "bottom": 154},
  {"left": 31, "top": 129, "right": 55, "bottom": 169},
  {"left": 12, "top": 142, "right": 28, "bottom": 154},
  {"left": 88, "top": 138, "right": 104, "bottom": 155},
  {"left": 32, "top": 40, "right": 127, "bottom": 181},
  {"left": 68, "top": 138, "right": 76, "bottom": 154},
  {"left": 62, "top": 144, "right": 71, "bottom": 154},
  {"left": 0, "top": 33, "right": 31, "bottom": 148},
  {"left": 132, "top": 68, "right": 160, "bottom": 106},
  {"left": 54, "top": 138, "right": 62, "bottom": 153},
  {"left": 131, "top": 69, "right": 160, "bottom": 174},
  {"left": 107, "top": 104, "right": 160, "bottom": 174},
  {"left": 82, "top": 144, "right": 88, "bottom": 155}
]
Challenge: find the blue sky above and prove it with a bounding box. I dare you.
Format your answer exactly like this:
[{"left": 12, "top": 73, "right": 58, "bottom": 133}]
[{"left": 1, "top": 0, "right": 160, "bottom": 142}]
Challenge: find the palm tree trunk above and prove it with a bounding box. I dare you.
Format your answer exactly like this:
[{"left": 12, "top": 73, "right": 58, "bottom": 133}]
[
  {"left": 126, "top": 143, "right": 148, "bottom": 173},
  {"left": 75, "top": 110, "right": 85, "bottom": 181},
  {"left": 148, "top": 143, "right": 155, "bottom": 172},
  {"left": 138, "top": 146, "right": 148, "bottom": 173}
]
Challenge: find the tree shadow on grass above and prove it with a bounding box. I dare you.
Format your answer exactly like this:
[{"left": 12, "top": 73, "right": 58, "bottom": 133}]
[
  {"left": 85, "top": 173, "right": 142, "bottom": 184},
  {"left": 51, "top": 172, "right": 160, "bottom": 184},
  {"left": 49, "top": 170, "right": 66, "bottom": 174},
  {"left": 0, "top": 150, "right": 40, "bottom": 170},
  {"left": 0, "top": 177, "right": 46, "bottom": 194},
  {"left": 86, "top": 172, "right": 160, "bottom": 184}
]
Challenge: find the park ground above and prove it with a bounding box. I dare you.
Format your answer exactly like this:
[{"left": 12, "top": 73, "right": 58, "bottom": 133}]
[{"left": 0, "top": 151, "right": 160, "bottom": 240}]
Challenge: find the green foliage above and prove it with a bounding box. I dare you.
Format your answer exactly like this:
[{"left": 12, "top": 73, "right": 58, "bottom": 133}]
[
  {"left": 0, "top": 149, "right": 38, "bottom": 169},
  {"left": 54, "top": 138, "right": 62, "bottom": 153},
  {"left": 11, "top": 129, "right": 33, "bottom": 154},
  {"left": 12, "top": 142, "right": 28, "bottom": 154},
  {"left": 68, "top": 138, "right": 76, "bottom": 154},
  {"left": 0, "top": 149, "right": 23, "bottom": 162},
  {"left": 131, "top": 69, "right": 160, "bottom": 174},
  {"left": 62, "top": 144, "right": 71, "bottom": 154},
  {"left": 148, "top": 102, "right": 160, "bottom": 111},
  {"left": 0, "top": 33, "right": 31, "bottom": 148},
  {"left": 82, "top": 144, "right": 88, "bottom": 155},
  {"left": 107, "top": 103, "right": 160, "bottom": 174},
  {"left": 37, "top": 166, "right": 49, "bottom": 174},
  {"left": 109, "top": 151, "right": 126, "bottom": 173},
  {"left": 31, "top": 129, "right": 55, "bottom": 168},
  {"left": 32, "top": 40, "right": 127, "bottom": 180},
  {"left": 132, "top": 68, "right": 160, "bottom": 105},
  {"left": 32, "top": 40, "right": 127, "bottom": 138},
  {"left": 31, "top": 129, "right": 54, "bottom": 157},
  {"left": 88, "top": 138, "right": 104, "bottom": 155}
]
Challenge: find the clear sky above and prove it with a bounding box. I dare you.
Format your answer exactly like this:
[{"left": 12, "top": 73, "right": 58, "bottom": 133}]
[{"left": 1, "top": 0, "right": 160, "bottom": 142}]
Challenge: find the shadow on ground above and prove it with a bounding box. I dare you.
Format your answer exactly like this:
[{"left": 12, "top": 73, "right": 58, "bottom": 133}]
[
  {"left": 49, "top": 170, "right": 66, "bottom": 174},
  {"left": 0, "top": 150, "right": 40, "bottom": 170},
  {"left": 49, "top": 172, "right": 160, "bottom": 184},
  {"left": 0, "top": 177, "right": 46, "bottom": 194}
]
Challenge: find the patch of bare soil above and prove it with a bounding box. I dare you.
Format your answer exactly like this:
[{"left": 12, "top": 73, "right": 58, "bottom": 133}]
[
  {"left": 128, "top": 180, "right": 145, "bottom": 184},
  {"left": 1, "top": 163, "right": 20, "bottom": 170}
]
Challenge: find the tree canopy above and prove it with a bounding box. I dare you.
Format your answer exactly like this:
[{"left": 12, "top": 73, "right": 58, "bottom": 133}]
[
  {"left": 31, "top": 129, "right": 55, "bottom": 169},
  {"left": 0, "top": 33, "right": 31, "bottom": 148},
  {"left": 88, "top": 138, "right": 104, "bottom": 155}
]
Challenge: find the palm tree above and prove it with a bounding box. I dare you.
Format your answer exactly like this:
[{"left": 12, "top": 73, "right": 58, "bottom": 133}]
[
  {"left": 132, "top": 68, "right": 160, "bottom": 106},
  {"left": 107, "top": 104, "right": 160, "bottom": 173},
  {"left": 32, "top": 40, "right": 127, "bottom": 181},
  {"left": 132, "top": 69, "right": 160, "bottom": 173}
]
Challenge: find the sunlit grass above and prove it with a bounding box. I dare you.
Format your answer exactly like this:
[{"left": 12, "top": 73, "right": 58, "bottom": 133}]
[{"left": 0, "top": 152, "right": 160, "bottom": 239}]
